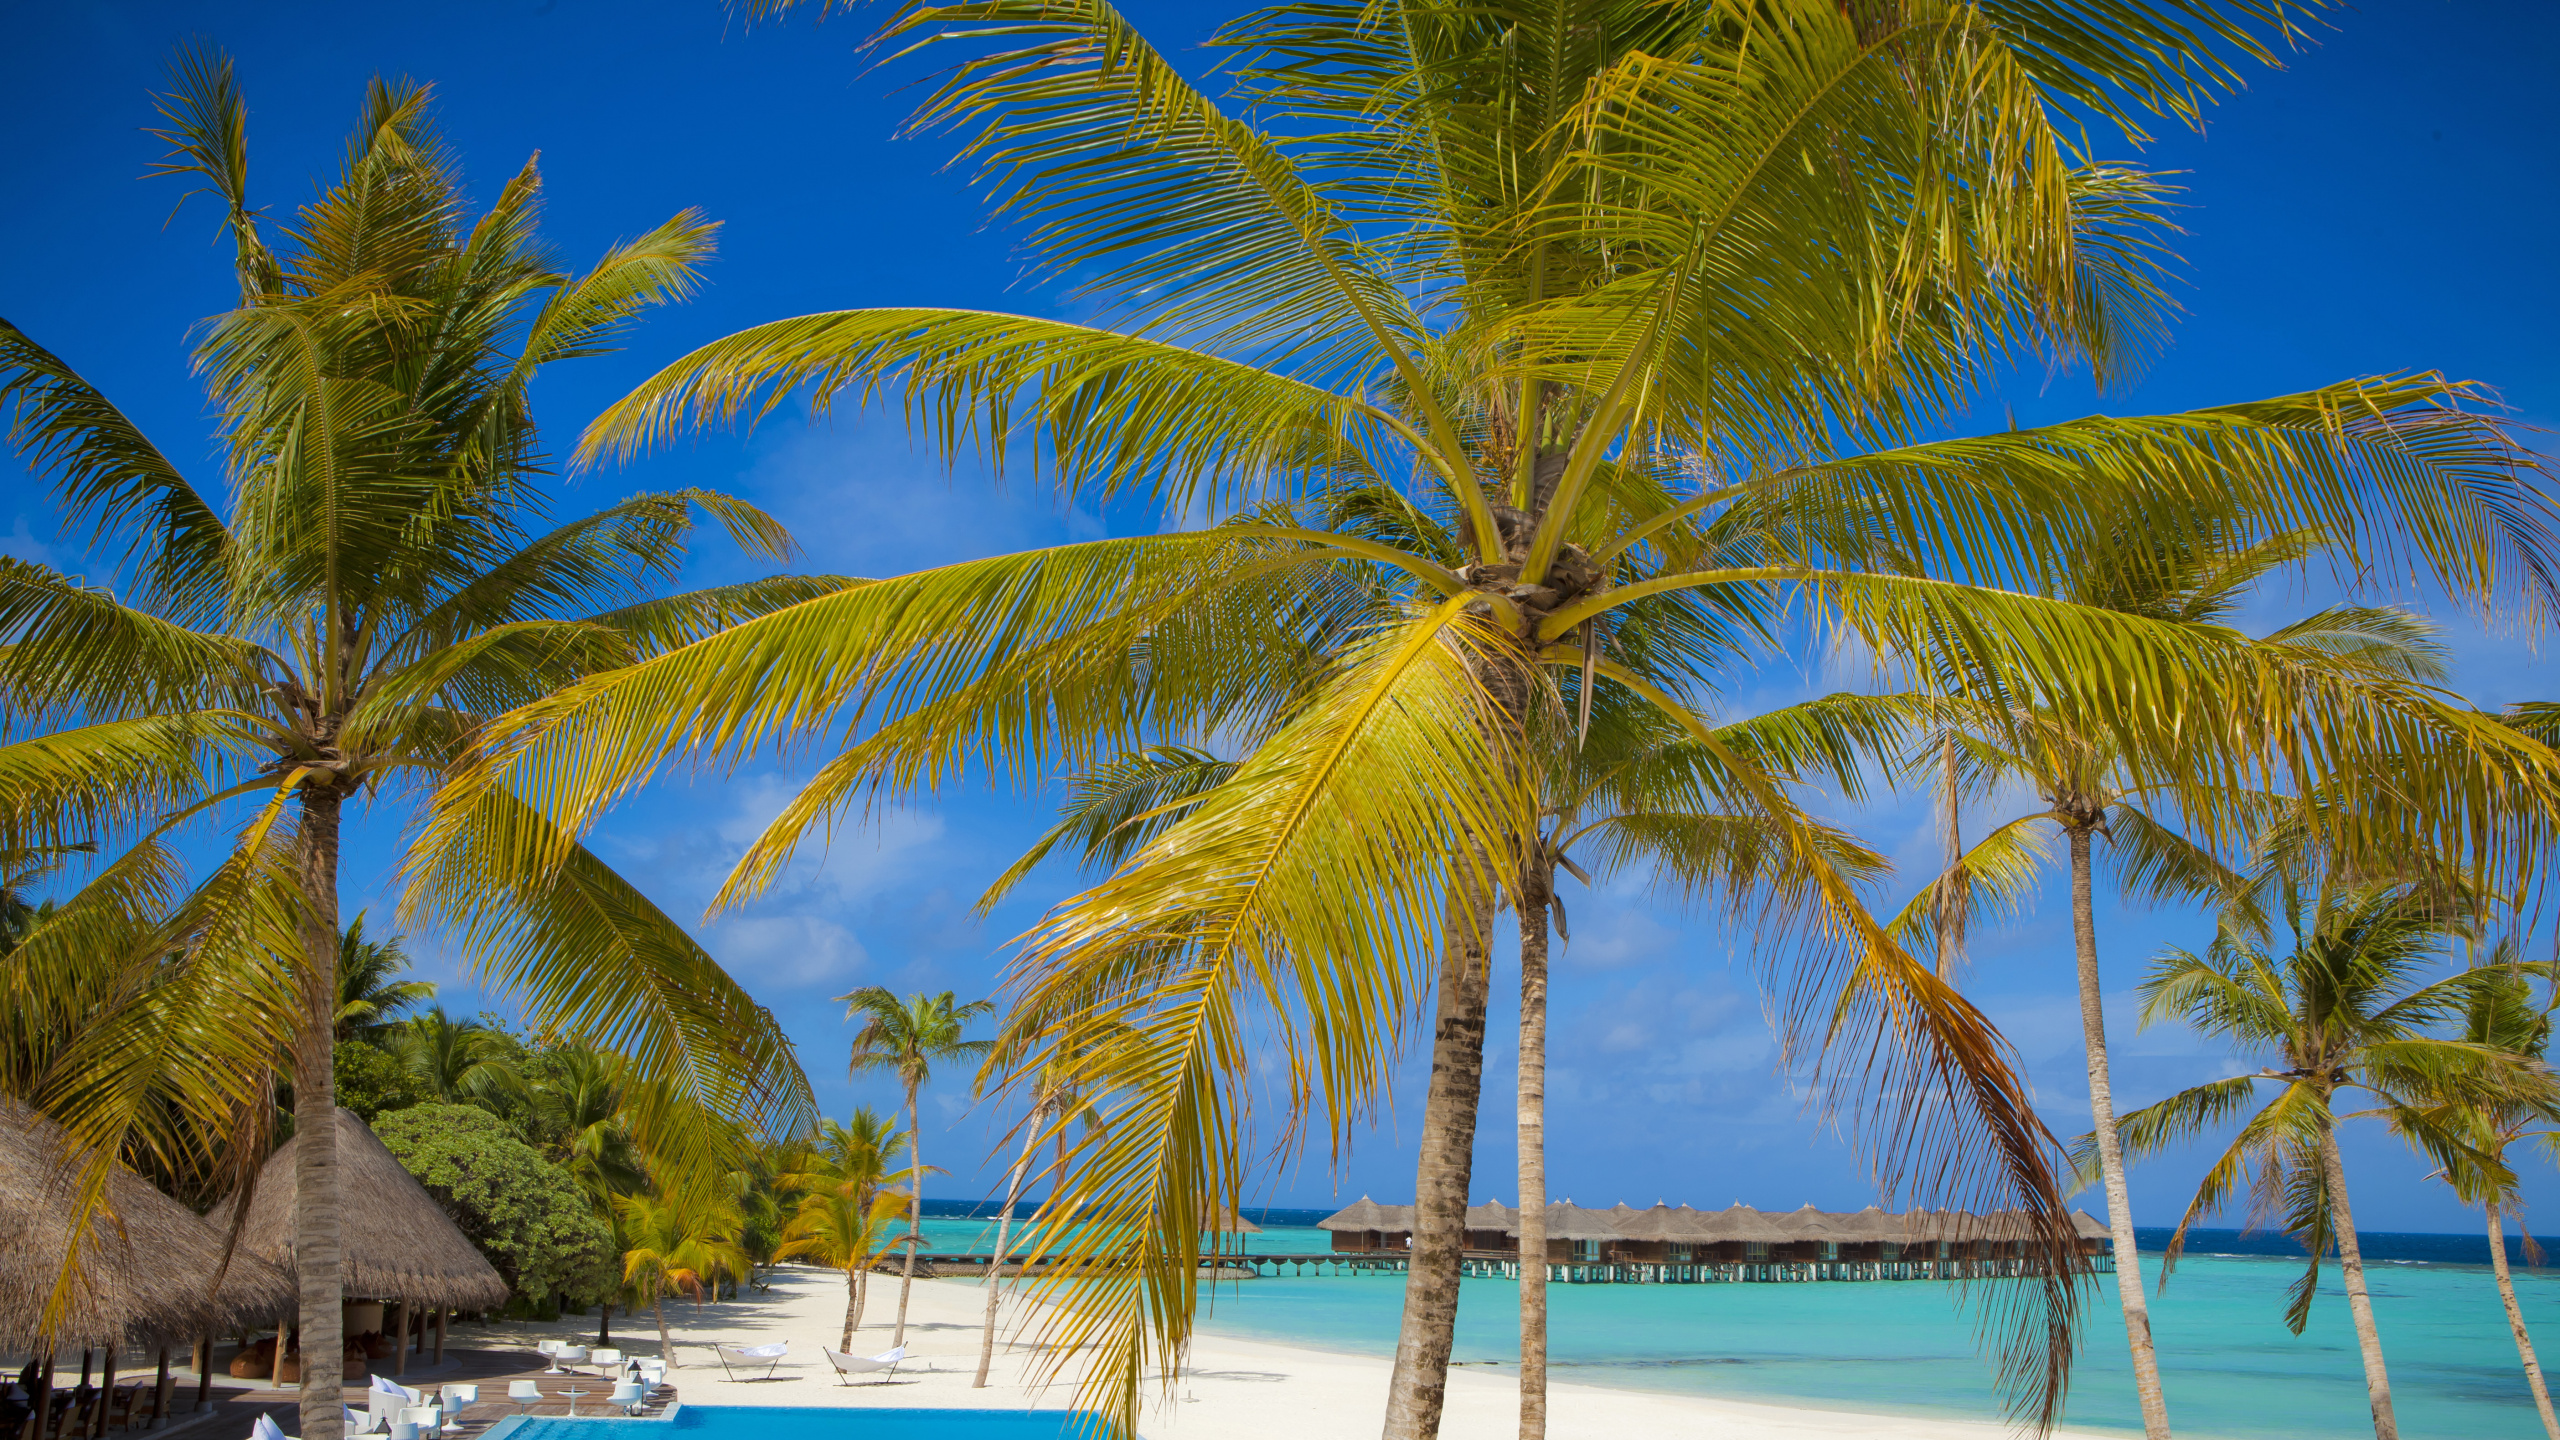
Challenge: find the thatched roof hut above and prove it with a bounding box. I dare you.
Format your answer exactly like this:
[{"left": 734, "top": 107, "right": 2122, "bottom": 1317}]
[
  {"left": 1769, "top": 1204, "right": 1854, "bottom": 1240},
  {"left": 1463, "top": 1200, "right": 1517, "bottom": 1232},
  {"left": 231, "top": 1108, "right": 507, "bottom": 1311},
  {"left": 1317, "top": 1197, "right": 1411, "bottom": 1233},
  {"left": 1827, "top": 1205, "right": 1910, "bottom": 1242},
  {"left": 1540, "top": 1201, "right": 1623, "bottom": 1241},
  {"left": 0, "top": 1097, "right": 294, "bottom": 1353},
  {"left": 2071, "top": 1209, "right": 2112, "bottom": 1241}
]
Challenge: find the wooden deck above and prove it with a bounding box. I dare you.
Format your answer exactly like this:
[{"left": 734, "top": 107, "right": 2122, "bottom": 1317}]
[{"left": 906, "top": 1251, "right": 2117, "bottom": 1284}]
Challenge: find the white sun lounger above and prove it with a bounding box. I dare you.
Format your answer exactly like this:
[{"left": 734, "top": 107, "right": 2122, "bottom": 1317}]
[
  {"left": 821, "top": 1345, "right": 905, "bottom": 1384},
  {"left": 714, "top": 1341, "right": 789, "bottom": 1381}
]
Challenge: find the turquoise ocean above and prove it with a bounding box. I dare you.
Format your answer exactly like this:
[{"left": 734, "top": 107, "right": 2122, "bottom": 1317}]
[{"left": 903, "top": 1204, "right": 2557, "bottom": 1439}]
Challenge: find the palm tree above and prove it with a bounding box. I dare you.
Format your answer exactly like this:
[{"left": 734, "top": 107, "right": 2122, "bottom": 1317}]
[
  {"left": 840, "top": 988, "right": 994, "bottom": 1348},
  {"left": 387, "top": 1009, "right": 519, "bottom": 1106},
  {"left": 781, "top": 1185, "right": 911, "bottom": 1350},
  {"left": 784, "top": 1109, "right": 915, "bottom": 1337},
  {"left": 971, "top": 1015, "right": 1118, "bottom": 1389},
  {"left": 332, "top": 913, "right": 435, "bottom": 1040},
  {"left": 437, "top": 5, "right": 2560, "bottom": 1431},
  {"left": 2373, "top": 947, "right": 2560, "bottom": 1440},
  {"left": 2111, "top": 881, "right": 2545, "bottom": 1440},
  {"left": 1896, "top": 526, "right": 2453, "bottom": 1439},
  {"left": 0, "top": 55, "right": 818, "bottom": 1438},
  {"left": 615, "top": 1185, "right": 748, "bottom": 1368}
]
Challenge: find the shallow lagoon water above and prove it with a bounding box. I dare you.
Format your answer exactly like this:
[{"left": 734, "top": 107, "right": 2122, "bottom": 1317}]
[{"left": 909, "top": 1211, "right": 2560, "bottom": 1438}]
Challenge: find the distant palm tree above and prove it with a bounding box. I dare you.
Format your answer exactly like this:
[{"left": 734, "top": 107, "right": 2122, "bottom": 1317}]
[
  {"left": 388, "top": 1010, "right": 516, "bottom": 1106},
  {"left": 332, "top": 913, "right": 436, "bottom": 1041},
  {"left": 2372, "top": 946, "right": 2560, "bottom": 1440},
  {"left": 784, "top": 1109, "right": 914, "bottom": 1335},
  {"left": 840, "top": 988, "right": 994, "bottom": 1348},
  {"left": 781, "top": 1183, "right": 911, "bottom": 1350},
  {"left": 0, "top": 53, "right": 817, "bottom": 1440},
  {"left": 972, "top": 1016, "right": 1118, "bottom": 1389},
  {"left": 616, "top": 1184, "right": 746, "bottom": 1367},
  {"left": 1900, "top": 526, "right": 2452, "bottom": 1440},
  {"left": 2112, "top": 881, "right": 2543, "bottom": 1440}
]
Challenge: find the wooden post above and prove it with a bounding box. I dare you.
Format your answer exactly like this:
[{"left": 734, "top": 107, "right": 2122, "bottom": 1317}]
[
  {"left": 433, "top": 1310, "right": 445, "bottom": 1365},
  {"left": 152, "top": 1346, "right": 171, "bottom": 1428},
  {"left": 29, "top": 1351, "right": 53, "bottom": 1440},
  {"left": 191, "top": 1337, "right": 213, "bottom": 1413},
  {"left": 89, "top": 1348, "right": 112, "bottom": 1439},
  {"left": 389, "top": 1300, "right": 407, "bottom": 1378}
]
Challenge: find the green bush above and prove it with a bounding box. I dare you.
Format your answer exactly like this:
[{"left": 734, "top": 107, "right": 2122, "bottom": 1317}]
[
  {"left": 375, "top": 1103, "right": 616, "bottom": 1307},
  {"left": 333, "top": 1042, "right": 421, "bottom": 1122}
]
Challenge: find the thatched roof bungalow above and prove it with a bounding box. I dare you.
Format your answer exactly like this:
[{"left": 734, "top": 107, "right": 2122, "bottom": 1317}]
[
  {"left": 231, "top": 1108, "right": 507, "bottom": 1314},
  {"left": 0, "top": 1097, "right": 293, "bottom": 1355}
]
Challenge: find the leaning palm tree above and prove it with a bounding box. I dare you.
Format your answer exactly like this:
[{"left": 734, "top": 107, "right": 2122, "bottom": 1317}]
[
  {"left": 1895, "top": 525, "right": 2454, "bottom": 1440},
  {"left": 433, "top": 4, "right": 2560, "bottom": 1432},
  {"left": 781, "top": 1185, "right": 912, "bottom": 1351},
  {"left": 2111, "top": 880, "right": 2545, "bottom": 1440},
  {"left": 841, "top": 988, "right": 995, "bottom": 1347},
  {"left": 0, "top": 55, "right": 818, "bottom": 1439},
  {"left": 971, "top": 1013, "right": 1121, "bottom": 1388},
  {"left": 2372, "top": 947, "right": 2560, "bottom": 1440},
  {"left": 615, "top": 1184, "right": 748, "bottom": 1368}
]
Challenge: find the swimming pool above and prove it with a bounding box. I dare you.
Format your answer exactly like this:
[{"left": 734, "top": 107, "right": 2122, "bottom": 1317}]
[{"left": 489, "top": 1406, "right": 1105, "bottom": 1439}]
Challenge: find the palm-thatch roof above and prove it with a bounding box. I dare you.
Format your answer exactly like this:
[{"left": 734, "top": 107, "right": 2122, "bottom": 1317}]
[
  {"left": 1317, "top": 1197, "right": 1408, "bottom": 1232},
  {"left": 0, "top": 1097, "right": 295, "bottom": 1352},
  {"left": 1212, "top": 1208, "right": 1263, "bottom": 1234},
  {"left": 1768, "top": 1203, "right": 1854, "bottom": 1240},
  {"left": 231, "top": 1108, "right": 508, "bottom": 1310},
  {"left": 1463, "top": 1200, "right": 1517, "bottom": 1231},
  {"left": 1540, "top": 1201, "right": 1623, "bottom": 1241},
  {"left": 1827, "top": 1205, "right": 1911, "bottom": 1242},
  {"left": 2071, "top": 1209, "right": 2113, "bottom": 1240}
]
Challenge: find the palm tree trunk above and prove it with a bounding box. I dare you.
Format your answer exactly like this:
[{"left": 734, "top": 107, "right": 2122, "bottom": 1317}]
[
  {"left": 850, "top": 1263, "right": 869, "bottom": 1334},
  {"left": 2316, "top": 1120, "right": 2397, "bottom": 1439},
  {"left": 894, "top": 1096, "right": 922, "bottom": 1349},
  {"left": 841, "top": 1270, "right": 860, "bottom": 1352},
  {"left": 2487, "top": 1201, "right": 2560, "bottom": 1439},
  {"left": 2065, "top": 826, "right": 2171, "bottom": 1439},
  {"left": 1383, "top": 884, "right": 1494, "bottom": 1440},
  {"left": 1515, "top": 877, "right": 1551, "bottom": 1440},
  {"left": 292, "top": 789, "right": 346, "bottom": 1440},
  {"left": 597, "top": 1302, "right": 611, "bottom": 1348},
  {"left": 976, "top": 1117, "right": 1041, "bottom": 1387},
  {"left": 654, "top": 1294, "right": 673, "bottom": 1367}
]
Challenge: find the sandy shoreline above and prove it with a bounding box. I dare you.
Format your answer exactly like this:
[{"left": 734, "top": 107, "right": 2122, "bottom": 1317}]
[{"left": 451, "top": 1264, "right": 2110, "bottom": 1439}]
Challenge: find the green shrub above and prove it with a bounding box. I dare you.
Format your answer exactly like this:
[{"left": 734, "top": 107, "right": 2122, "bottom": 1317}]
[
  {"left": 333, "top": 1042, "right": 421, "bottom": 1122},
  {"left": 375, "top": 1103, "right": 616, "bottom": 1307}
]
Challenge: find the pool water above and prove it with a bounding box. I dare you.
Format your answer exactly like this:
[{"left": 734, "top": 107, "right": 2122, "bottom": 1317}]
[{"left": 494, "top": 1407, "right": 1104, "bottom": 1439}]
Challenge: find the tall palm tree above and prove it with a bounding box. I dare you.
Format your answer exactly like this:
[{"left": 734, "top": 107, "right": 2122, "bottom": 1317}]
[
  {"left": 840, "top": 988, "right": 995, "bottom": 1347},
  {"left": 2111, "top": 881, "right": 2544, "bottom": 1440},
  {"left": 0, "top": 56, "right": 818, "bottom": 1438},
  {"left": 2373, "top": 947, "right": 2560, "bottom": 1440},
  {"left": 332, "top": 913, "right": 435, "bottom": 1040},
  {"left": 1895, "top": 526, "right": 2453, "bottom": 1439},
  {"left": 784, "top": 1108, "right": 916, "bottom": 1336},
  {"left": 615, "top": 1184, "right": 748, "bottom": 1368},
  {"left": 435, "top": 4, "right": 2560, "bottom": 1431},
  {"left": 781, "top": 1185, "right": 912, "bottom": 1350}
]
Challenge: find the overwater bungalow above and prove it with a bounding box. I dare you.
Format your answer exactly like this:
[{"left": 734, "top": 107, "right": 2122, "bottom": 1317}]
[{"left": 1303, "top": 1196, "right": 2116, "bottom": 1285}]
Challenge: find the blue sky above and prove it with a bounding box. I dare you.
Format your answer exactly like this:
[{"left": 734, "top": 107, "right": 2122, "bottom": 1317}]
[{"left": 4, "top": 0, "right": 2556, "bottom": 1233}]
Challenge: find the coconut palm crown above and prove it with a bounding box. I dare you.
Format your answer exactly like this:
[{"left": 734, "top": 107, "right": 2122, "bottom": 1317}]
[{"left": 0, "top": 54, "right": 823, "bottom": 1440}]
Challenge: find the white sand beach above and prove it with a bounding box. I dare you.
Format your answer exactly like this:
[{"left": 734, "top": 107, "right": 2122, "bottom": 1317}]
[{"left": 461, "top": 1265, "right": 2112, "bottom": 1439}]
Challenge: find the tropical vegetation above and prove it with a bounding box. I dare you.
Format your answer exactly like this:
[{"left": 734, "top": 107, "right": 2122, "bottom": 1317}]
[
  {"left": 0, "top": 54, "right": 813, "bottom": 1440},
  {"left": 432, "top": 3, "right": 2560, "bottom": 1437}
]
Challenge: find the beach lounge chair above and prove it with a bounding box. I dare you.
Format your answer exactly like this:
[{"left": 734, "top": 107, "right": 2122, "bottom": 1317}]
[
  {"left": 608, "top": 1381, "right": 647, "bottom": 1415},
  {"left": 506, "top": 1380, "right": 544, "bottom": 1413},
  {"left": 713, "top": 1341, "right": 788, "bottom": 1381},
  {"left": 714, "top": 1341, "right": 788, "bottom": 1381},
  {"left": 368, "top": 1375, "right": 422, "bottom": 1431},
  {"left": 821, "top": 1346, "right": 906, "bottom": 1385}
]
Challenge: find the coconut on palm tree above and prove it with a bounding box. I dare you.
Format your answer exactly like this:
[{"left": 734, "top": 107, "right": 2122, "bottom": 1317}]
[
  {"left": 840, "top": 988, "right": 994, "bottom": 1348},
  {"left": 2111, "top": 879, "right": 2549, "bottom": 1440},
  {"left": 0, "top": 55, "right": 819, "bottom": 1438},
  {"left": 433, "top": 4, "right": 2560, "bottom": 1431}
]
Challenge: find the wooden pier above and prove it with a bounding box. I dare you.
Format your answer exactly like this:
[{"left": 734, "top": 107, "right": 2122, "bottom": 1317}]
[{"left": 906, "top": 1248, "right": 2111, "bottom": 1284}]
